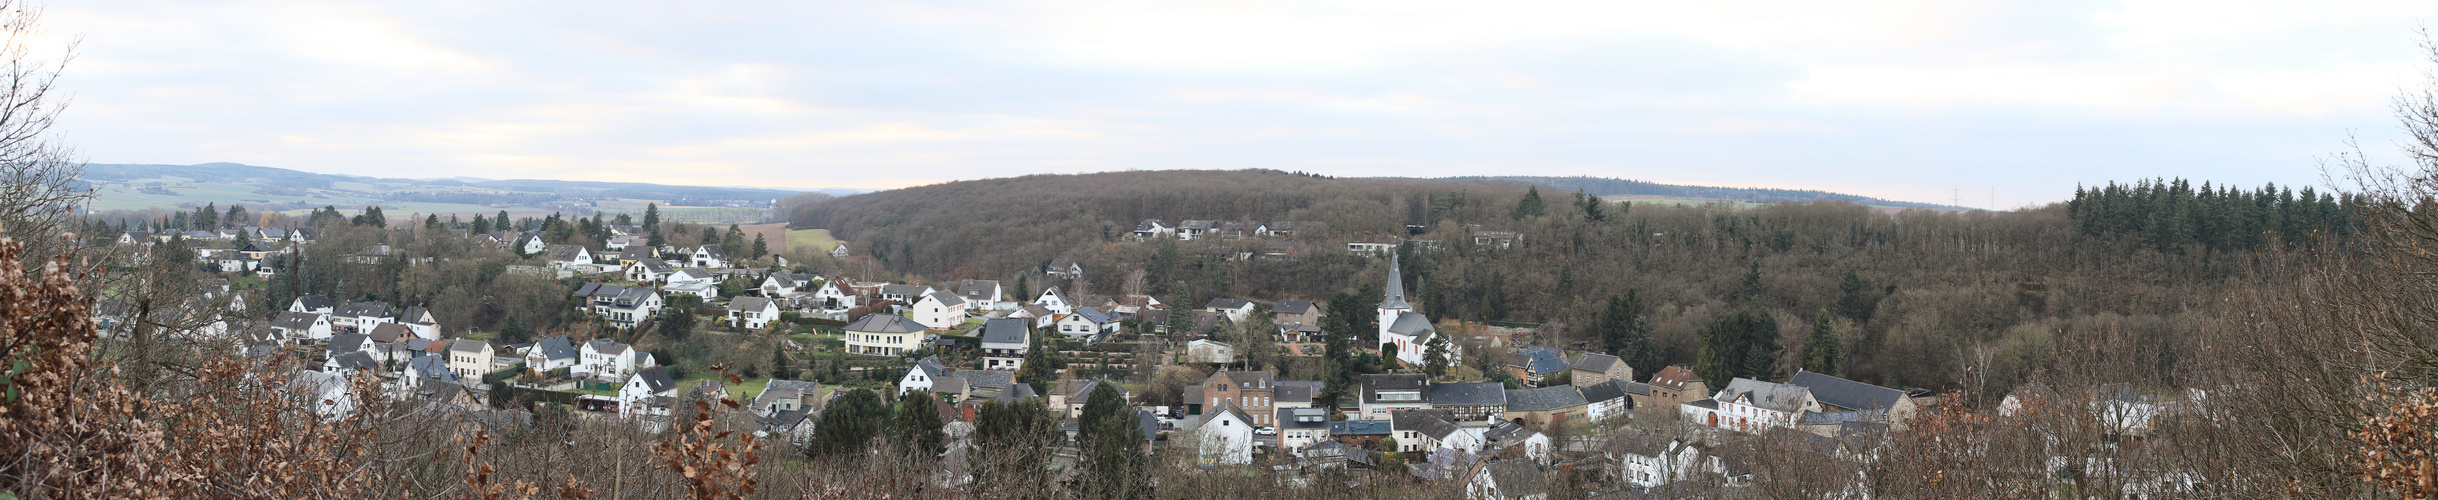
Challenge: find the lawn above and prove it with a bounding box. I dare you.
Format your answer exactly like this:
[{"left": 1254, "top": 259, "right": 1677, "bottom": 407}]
[{"left": 785, "top": 229, "right": 840, "bottom": 255}]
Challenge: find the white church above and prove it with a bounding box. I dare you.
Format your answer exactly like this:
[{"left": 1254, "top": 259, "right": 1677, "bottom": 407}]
[{"left": 1377, "top": 253, "right": 1451, "bottom": 367}]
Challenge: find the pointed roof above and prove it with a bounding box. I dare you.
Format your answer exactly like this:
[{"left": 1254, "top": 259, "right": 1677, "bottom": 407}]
[{"left": 1380, "top": 252, "right": 1410, "bottom": 309}]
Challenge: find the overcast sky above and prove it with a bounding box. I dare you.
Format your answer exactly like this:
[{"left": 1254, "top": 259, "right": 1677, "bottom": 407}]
[{"left": 42, "top": 0, "right": 2438, "bottom": 207}]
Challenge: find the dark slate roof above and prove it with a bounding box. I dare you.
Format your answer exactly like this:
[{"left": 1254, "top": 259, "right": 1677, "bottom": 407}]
[
  {"left": 1621, "top": 381, "right": 1652, "bottom": 396},
  {"left": 1072, "top": 307, "right": 1113, "bottom": 324},
  {"left": 1797, "top": 410, "right": 1885, "bottom": 426},
  {"left": 272, "top": 311, "right": 321, "bottom": 330},
  {"left": 924, "top": 291, "right": 966, "bottom": 307},
  {"left": 844, "top": 313, "right": 927, "bottom": 334},
  {"left": 293, "top": 295, "right": 334, "bottom": 311},
  {"left": 1204, "top": 298, "right": 1251, "bottom": 310},
  {"left": 990, "top": 381, "right": 1038, "bottom": 402},
  {"left": 957, "top": 369, "right": 1014, "bottom": 391},
  {"left": 1579, "top": 379, "right": 1629, "bottom": 405},
  {"left": 1330, "top": 419, "right": 1392, "bottom": 436},
  {"left": 1362, "top": 374, "right": 1430, "bottom": 405},
  {"left": 1275, "top": 381, "right": 1319, "bottom": 404},
  {"left": 1504, "top": 386, "right": 1590, "bottom": 412},
  {"left": 547, "top": 244, "right": 587, "bottom": 261},
  {"left": 327, "top": 333, "right": 369, "bottom": 353},
  {"left": 367, "top": 323, "right": 415, "bottom": 343},
  {"left": 880, "top": 284, "right": 929, "bottom": 297},
  {"left": 979, "top": 318, "right": 1030, "bottom": 346},
  {"left": 1278, "top": 407, "right": 1331, "bottom": 431},
  {"left": 1384, "top": 311, "right": 1434, "bottom": 336},
  {"left": 1273, "top": 300, "right": 1314, "bottom": 315},
  {"left": 635, "top": 258, "right": 673, "bottom": 273},
  {"left": 585, "top": 339, "right": 628, "bottom": 356},
  {"left": 635, "top": 366, "right": 676, "bottom": 393},
  {"left": 731, "top": 296, "right": 774, "bottom": 314},
  {"left": 1788, "top": 370, "right": 1906, "bottom": 412},
  {"left": 954, "top": 280, "right": 999, "bottom": 302},
  {"left": 1391, "top": 409, "right": 1461, "bottom": 440},
  {"left": 912, "top": 356, "right": 948, "bottom": 379},
  {"left": 531, "top": 336, "right": 578, "bottom": 361},
  {"left": 1515, "top": 347, "right": 1568, "bottom": 375},
  {"left": 448, "top": 339, "right": 489, "bottom": 354},
  {"left": 1483, "top": 420, "right": 1541, "bottom": 449},
  {"left": 329, "top": 350, "right": 380, "bottom": 371},
  {"left": 676, "top": 268, "right": 712, "bottom": 280},
  {"left": 1138, "top": 409, "right": 1160, "bottom": 442},
  {"left": 408, "top": 356, "right": 456, "bottom": 381},
  {"left": 336, "top": 301, "right": 391, "bottom": 318},
  {"left": 696, "top": 245, "right": 726, "bottom": 259},
  {"left": 1719, "top": 378, "right": 1813, "bottom": 413},
  {"left": 1429, "top": 382, "right": 1508, "bottom": 406},
  {"left": 571, "top": 283, "right": 602, "bottom": 297},
  {"left": 1569, "top": 353, "right": 1624, "bottom": 374}
]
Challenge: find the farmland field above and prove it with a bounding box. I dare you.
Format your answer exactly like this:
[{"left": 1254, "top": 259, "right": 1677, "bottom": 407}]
[{"left": 787, "top": 229, "right": 840, "bottom": 255}]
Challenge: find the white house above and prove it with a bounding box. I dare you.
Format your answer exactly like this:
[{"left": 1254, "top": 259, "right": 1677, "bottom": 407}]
[
  {"left": 1132, "top": 219, "right": 1176, "bottom": 240},
  {"left": 619, "top": 366, "right": 678, "bottom": 416},
  {"left": 949, "top": 279, "right": 1003, "bottom": 312},
  {"left": 526, "top": 336, "right": 580, "bottom": 372},
  {"left": 402, "top": 355, "right": 461, "bottom": 389},
  {"left": 518, "top": 234, "right": 548, "bottom": 255},
  {"left": 899, "top": 356, "right": 948, "bottom": 396},
  {"left": 627, "top": 258, "right": 675, "bottom": 284},
  {"left": 1581, "top": 379, "right": 1638, "bottom": 422},
  {"left": 911, "top": 291, "right": 968, "bottom": 330},
  {"left": 664, "top": 268, "right": 719, "bottom": 298},
  {"left": 829, "top": 243, "right": 849, "bottom": 259},
  {"left": 1203, "top": 298, "right": 1257, "bottom": 324},
  {"left": 1612, "top": 434, "right": 1703, "bottom": 489},
  {"left": 289, "top": 295, "right": 335, "bottom": 315},
  {"left": 1681, "top": 378, "right": 1821, "bottom": 434},
  {"left": 1195, "top": 404, "right": 1257, "bottom": 465},
  {"left": 333, "top": 301, "right": 395, "bottom": 334},
  {"left": 1465, "top": 460, "right": 1550, "bottom": 500},
  {"left": 1033, "top": 286, "right": 1073, "bottom": 315},
  {"left": 1053, "top": 308, "right": 1119, "bottom": 343},
  {"left": 289, "top": 370, "right": 357, "bottom": 421},
  {"left": 588, "top": 285, "right": 662, "bottom": 328},
  {"left": 728, "top": 296, "right": 782, "bottom": 330},
  {"left": 810, "top": 279, "right": 858, "bottom": 312},
  {"left": 1185, "top": 339, "right": 1236, "bottom": 364},
  {"left": 270, "top": 311, "right": 334, "bottom": 343},
  {"left": 978, "top": 318, "right": 1031, "bottom": 371},
  {"left": 546, "top": 244, "right": 594, "bottom": 270},
  {"left": 688, "top": 245, "right": 728, "bottom": 269},
  {"left": 759, "top": 272, "right": 820, "bottom": 298},
  {"left": 576, "top": 339, "right": 655, "bottom": 381},
  {"left": 878, "top": 284, "right": 934, "bottom": 303}
]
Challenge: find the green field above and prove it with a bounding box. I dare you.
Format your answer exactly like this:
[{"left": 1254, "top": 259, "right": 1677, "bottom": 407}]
[{"left": 786, "top": 229, "right": 840, "bottom": 254}]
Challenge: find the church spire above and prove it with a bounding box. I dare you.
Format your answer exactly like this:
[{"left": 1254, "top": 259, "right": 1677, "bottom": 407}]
[{"left": 1380, "top": 251, "right": 1410, "bottom": 310}]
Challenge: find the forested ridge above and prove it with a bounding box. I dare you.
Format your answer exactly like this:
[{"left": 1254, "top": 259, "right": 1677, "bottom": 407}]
[{"left": 791, "top": 170, "right": 2349, "bottom": 400}]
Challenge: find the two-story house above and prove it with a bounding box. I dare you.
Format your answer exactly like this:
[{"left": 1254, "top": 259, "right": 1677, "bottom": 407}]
[
  {"left": 1053, "top": 307, "right": 1120, "bottom": 343},
  {"left": 950, "top": 279, "right": 1002, "bottom": 312},
  {"left": 1201, "top": 370, "right": 1280, "bottom": 426},
  {"left": 576, "top": 339, "right": 655, "bottom": 380},
  {"left": 333, "top": 301, "right": 394, "bottom": 334},
  {"left": 1033, "top": 286, "right": 1073, "bottom": 315},
  {"left": 591, "top": 286, "right": 662, "bottom": 328},
  {"left": 526, "top": 336, "right": 580, "bottom": 373},
  {"left": 1360, "top": 374, "right": 1432, "bottom": 420},
  {"left": 688, "top": 245, "right": 728, "bottom": 269},
  {"left": 911, "top": 291, "right": 967, "bottom": 329},
  {"left": 271, "top": 311, "right": 334, "bottom": 343},
  {"left": 1644, "top": 366, "right": 1708, "bottom": 417},
  {"left": 760, "top": 272, "right": 819, "bottom": 298},
  {"left": 809, "top": 279, "right": 858, "bottom": 312},
  {"left": 446, "top": 339, "right": 494, "bottom": 379},
  {"left": 546, "top": 244, "right": 593, "bottom": 270},
  {"left": 1430, "top": 382, "right": 1509, "bottom": 422},
  {"left": 1681, "top": 378, "right": 1820, "bottom": 434},
  {"left": 619, "top": 366, "right": 678, "bottom": 416},
  {"left": 1272, "top": 300, "right": 1319, "bottom": 326},
  {"left": 728, "top": 296, "right": 781, "bottom": 330},
  {"left": 978, "top": 318, "right": 1031, "bottom": 371},
  {"left": 1569, "top": 353, "right": 1632, "bottom": 387},
  {"left": 843, "top": 313, "right": 928, "bottom": 357},
  {"left": 627, "top": 258, "right": 675, "bottom": 284}
]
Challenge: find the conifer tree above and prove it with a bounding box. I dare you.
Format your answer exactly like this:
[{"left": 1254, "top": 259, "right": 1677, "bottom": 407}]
[
  {"left": 1076, "top": 383, "right": 1143, "bottom": 498},
  {"left": 1804, "top": 310, "right": 1843, "bottom": 376},
  {"left": 751, "top": 233, "right": 768, "bottom": 260},
  {"left": 1422, "top": 332, "right": 1451, "bottom": 379},
  {"left": 642, "top": 203, "right": 660, "bottom": 230},
  {"left": 894, "top": 392, "right": 946, "bottom": 457}
]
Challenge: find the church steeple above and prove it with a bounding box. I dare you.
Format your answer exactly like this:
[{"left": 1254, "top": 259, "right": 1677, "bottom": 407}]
[{"left": 1380, "top": 252, "right": 1410, "bottom": 310}]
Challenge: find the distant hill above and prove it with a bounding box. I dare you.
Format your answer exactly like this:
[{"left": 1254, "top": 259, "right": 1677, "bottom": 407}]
[
  {"left": 78, "top": 162, "right": 878, "bottom": 223},
  {"left": 1443, "top": 176, "right": 1964, "bottom": 210}
]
